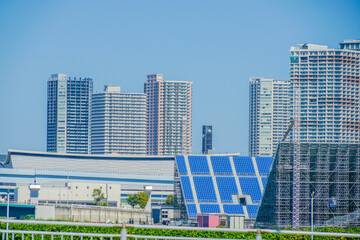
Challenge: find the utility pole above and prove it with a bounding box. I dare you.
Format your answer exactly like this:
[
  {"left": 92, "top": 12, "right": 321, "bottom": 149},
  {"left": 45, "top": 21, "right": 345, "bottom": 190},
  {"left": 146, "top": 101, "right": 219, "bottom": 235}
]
[
  {"left": 311, "top": 191, "right": 315, "bottom": 240},
  {"left": 6, "top": 188, "right": 10, "bottom": 240}
]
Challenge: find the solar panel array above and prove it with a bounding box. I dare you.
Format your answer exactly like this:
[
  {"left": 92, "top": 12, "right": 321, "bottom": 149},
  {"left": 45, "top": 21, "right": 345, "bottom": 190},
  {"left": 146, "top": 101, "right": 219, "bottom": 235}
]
[
  {"left": 239, "top": 177, "right": 262, "bottom": 203},
  {"left": 175, "top": 155, "right": 273, "bottom": 219},
  {"left": 210, "top": 156, "right": 233, "bottom": 175},
  {"left": 216, "top": 177, "right": 238, "bottom": 202},
  {"left": 255, "top": 157, "right": 273, "bottom": 175},
  {"left": 193, "top": 176, "right": 217, "bottom": 202}
]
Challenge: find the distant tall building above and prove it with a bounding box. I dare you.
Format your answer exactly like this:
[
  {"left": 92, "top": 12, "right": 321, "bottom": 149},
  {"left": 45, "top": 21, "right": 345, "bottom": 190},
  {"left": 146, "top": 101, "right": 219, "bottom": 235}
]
[
  {"left": 90, "top": 85, "right": 146, "bottom": 155},
  {"left": 47, "top": 74, "right": 93, "bottom": 154},
  {"left": 249, "top": 78, "right": 290, "bottom": 157},
  {"left": 145, "top": 74, "right": 192, "bottom": 155},
  {"left": 290, "top": 41, "right": 360, "bottom": 143},
  {"left": 202, "top": 125, "right": 212, "bottom": 154}
]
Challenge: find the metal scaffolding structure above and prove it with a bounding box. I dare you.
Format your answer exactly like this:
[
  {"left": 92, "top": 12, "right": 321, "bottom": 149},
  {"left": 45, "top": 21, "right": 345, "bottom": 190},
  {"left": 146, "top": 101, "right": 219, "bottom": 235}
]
[
  {"left": 255, "top": 142, "right": 360, "bottom": 229},
  {"left": 292, "top": 87, "right": 301, "bottom": 229}
]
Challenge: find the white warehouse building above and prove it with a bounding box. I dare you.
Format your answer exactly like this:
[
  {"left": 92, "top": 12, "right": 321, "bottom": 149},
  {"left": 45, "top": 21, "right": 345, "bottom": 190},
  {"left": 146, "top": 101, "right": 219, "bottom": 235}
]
[{"left": 0, "top": 150, "right": 175, "bottom": 206}]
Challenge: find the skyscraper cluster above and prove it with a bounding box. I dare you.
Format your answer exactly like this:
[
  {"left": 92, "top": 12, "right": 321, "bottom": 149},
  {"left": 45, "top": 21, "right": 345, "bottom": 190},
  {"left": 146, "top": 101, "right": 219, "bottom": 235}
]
[
  {"left": 47, "top": 74, "right": 192, "bottom": 155},
  {"left": 249, "top": 39, "right": 360, "bottom": 157},
  {"left": 47, "top": 40, "right": 360, "bottom": 158}
]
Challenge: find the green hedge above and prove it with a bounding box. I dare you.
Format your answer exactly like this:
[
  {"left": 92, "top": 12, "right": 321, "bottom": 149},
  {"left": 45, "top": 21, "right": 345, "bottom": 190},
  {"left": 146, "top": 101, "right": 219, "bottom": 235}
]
[{"left": 1, "top": 223, "right": 359, "bottom": 240}]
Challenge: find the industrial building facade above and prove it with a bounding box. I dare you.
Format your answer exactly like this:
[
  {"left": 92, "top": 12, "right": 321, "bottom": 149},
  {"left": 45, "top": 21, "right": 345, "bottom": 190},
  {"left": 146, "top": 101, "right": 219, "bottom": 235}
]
[
  {"left": 248, "top": 78, "right": 290, "bottom": 157},
  {"left": 1, "top": 150, "right": 175, "bottom": 206},
  {"left": 91, "top": 85, "right": 146, "bottom": 155},
  {"left": 256, "top": 142, "right": 360, "bottom": 228},
  {"left": 145, "top": 74, "right": 192, "bottom": 155},
  {"left": 47, "top": 73, "right": 93, "bottom": 154},
  {"left": 289, "top": 42, "right": 360, "bottom": 143}
]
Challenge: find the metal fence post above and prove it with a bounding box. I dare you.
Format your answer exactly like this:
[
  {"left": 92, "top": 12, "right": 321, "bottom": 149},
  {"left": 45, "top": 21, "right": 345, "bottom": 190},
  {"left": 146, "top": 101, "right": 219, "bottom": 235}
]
[
  {"left": 121, "top": 224, "right": 127, "bottom": 240},
  {"left": 255, "top": 229, "right": 262, "bottom": 240},
  {"left": 6, "top": 190, "right": 10, "bottom": 240}
]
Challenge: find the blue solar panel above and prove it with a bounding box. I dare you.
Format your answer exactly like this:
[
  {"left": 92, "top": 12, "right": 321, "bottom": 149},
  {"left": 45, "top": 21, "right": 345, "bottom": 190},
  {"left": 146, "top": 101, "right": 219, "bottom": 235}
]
[
  {"left": 200, "top": 204, "right": 220, "bottom": 213},
  {"left": 187, "top": 204, "right": 197, "bottom": 218},
  {"left": 239, "top": 177, "right": 262, "bottom": 203},
  {"left": 247, "top": 205, "right": 259, "bottom": 218},
  {"left": 210, "top": 156, "right": 233, "bottom": 175},
  {"left": 175, "top": 155, "right": 187, "bottom": 175},
  {"left": 223, "top": 204, "right": 244, "bottom": 214},
  {"left": 180, "top": 176, "right": 194, "bottom": 202},
  {"left": 256, "top": 157, "right": 273, "bottom": 175},
  {"left": 193, "top": 176, "right": 217, "bottom": 202},
  {"left": 188, "top": 156, "right": 210, "bottom": 174},
  {"left": 216, "top": 177, "right": 238, "bottom": 202},
  {"left": 233, "top": 156, "right": 256, "bottom": 175},
  {"left": 262, "top": 177, "right": 268, "bottom": 188}
]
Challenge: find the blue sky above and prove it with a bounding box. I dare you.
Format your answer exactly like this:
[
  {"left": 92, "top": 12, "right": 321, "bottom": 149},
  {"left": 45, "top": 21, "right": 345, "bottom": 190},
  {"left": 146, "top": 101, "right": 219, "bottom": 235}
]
[{"left": 0, "top": 0, "right": 359, "bottom": 154}]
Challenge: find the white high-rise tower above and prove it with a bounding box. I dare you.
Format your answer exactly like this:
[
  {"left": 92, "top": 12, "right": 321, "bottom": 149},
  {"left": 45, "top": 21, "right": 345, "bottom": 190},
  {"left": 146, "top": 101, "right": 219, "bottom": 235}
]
[
  {"left": 248, "top": 77, "right": 290, "bottom": 157},
  {"left": 289, "top": 41, "right": 360, "bottom": 143},
  {"left": 90, "top": 85, "right": 146, "bottom": 155}
]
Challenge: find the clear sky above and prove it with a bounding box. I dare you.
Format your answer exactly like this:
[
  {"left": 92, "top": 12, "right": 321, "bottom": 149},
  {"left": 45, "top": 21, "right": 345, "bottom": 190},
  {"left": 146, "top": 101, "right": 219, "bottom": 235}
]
[{"left": 0, "top": 0, "right": 359, "bottom": 155}]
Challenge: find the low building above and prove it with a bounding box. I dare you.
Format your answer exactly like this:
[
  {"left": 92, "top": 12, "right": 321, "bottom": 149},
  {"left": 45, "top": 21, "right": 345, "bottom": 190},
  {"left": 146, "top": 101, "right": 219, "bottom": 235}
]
[
  {"left": 15, "top": 182, "right": 122, "bottom": 206},
  {"left": 1, "top": 150, "right": 175, "bottom": 206}
]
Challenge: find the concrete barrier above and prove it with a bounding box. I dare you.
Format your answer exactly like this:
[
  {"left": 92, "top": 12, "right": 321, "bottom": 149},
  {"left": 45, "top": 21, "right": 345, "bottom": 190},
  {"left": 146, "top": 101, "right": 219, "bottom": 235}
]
[{"left": 36, "top": 205, "right": 152, "bottom": 223}]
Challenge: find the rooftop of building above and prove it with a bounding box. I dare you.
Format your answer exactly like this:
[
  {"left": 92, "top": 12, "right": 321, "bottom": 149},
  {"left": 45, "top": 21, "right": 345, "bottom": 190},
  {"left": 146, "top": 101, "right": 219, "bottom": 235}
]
[
  {"left": 94, "top": 85, "right": 145, "bottom": 95},
  {"left": 2, "top": 149, "right": 175, "bottom": 177},
  {"left": 341, "top": 39, "right": 360, "bottom": 43},
  {"left": 290, "top": 43, "right": 328, "bottom": 51},
  {"left": 49, "top": 73, "right": 92, "bottom": 81},
  {"left": 291, "top": 40, "right": 360, "bottom": 52}
]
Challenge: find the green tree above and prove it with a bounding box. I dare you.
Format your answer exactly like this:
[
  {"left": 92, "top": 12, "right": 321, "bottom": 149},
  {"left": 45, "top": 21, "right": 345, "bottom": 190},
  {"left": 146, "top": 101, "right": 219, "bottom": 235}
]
[
  {"left": 92, "top": 188, "right": 105, "bottom": 205},
  {"left": 126, "top": 193, "right": 139, "bottom": 208},
  {"left": 165, "top": 194, "right": 174, "bottom": 205},
  {"left": 164, "top": 194, "right": 178, "bottom": 207},
  {"left": 138, "top": 191, "right": 149, "bottom": 209}
]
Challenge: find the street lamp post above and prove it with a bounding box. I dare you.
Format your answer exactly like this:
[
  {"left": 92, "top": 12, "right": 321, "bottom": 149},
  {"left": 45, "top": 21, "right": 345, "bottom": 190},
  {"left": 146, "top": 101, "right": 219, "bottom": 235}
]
[
  {"left": 311, "top": 191, "right": 315, "bottom": 240},
  {"left": 6, "top": 189, "right": 10, "bottom": 240}
]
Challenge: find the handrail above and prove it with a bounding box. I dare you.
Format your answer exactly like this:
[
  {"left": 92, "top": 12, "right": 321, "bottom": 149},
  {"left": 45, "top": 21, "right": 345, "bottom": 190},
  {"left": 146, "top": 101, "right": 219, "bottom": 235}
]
[
  {"left": 2, "top": 219, "right": 360, "bottom": 238},
  {"left": 1, "top": 229, "right": 121, "bottom": 238}
]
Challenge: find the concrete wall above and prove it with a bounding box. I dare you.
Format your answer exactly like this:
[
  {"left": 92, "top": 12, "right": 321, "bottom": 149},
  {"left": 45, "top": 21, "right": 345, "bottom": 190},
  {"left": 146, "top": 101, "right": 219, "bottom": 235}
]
[
  {"left": 35, "top": 205, "right": 55, "bottom": 220},
  {"left": 35, "top": 205, "right": 152, "bottom": 224}
]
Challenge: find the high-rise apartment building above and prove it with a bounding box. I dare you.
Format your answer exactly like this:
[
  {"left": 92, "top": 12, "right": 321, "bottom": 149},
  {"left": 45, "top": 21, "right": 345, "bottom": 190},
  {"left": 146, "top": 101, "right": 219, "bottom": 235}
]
[
  {"left": 47, "top": 74, "right": 93, "bottom": 154},
  {"left": 145, "top": 74, "right": 192, "bottom": 155},
  {"left": 248, "top": 78, "right": 290, "bottom": 157},
  {"left": 202, "top": 125, "right": 213, "bottom": 154},
  {"left": 290, "top": 41, "right": 360, "bottom": 143},
  {"left": 90, "top": 85, "right": 146, "bottom": 155}
]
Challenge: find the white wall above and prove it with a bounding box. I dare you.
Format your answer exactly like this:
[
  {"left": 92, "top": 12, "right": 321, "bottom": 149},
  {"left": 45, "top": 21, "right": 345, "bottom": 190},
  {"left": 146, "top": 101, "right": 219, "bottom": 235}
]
[{"left": 17, "top": 182, "right": 122, "bottom": 206}]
